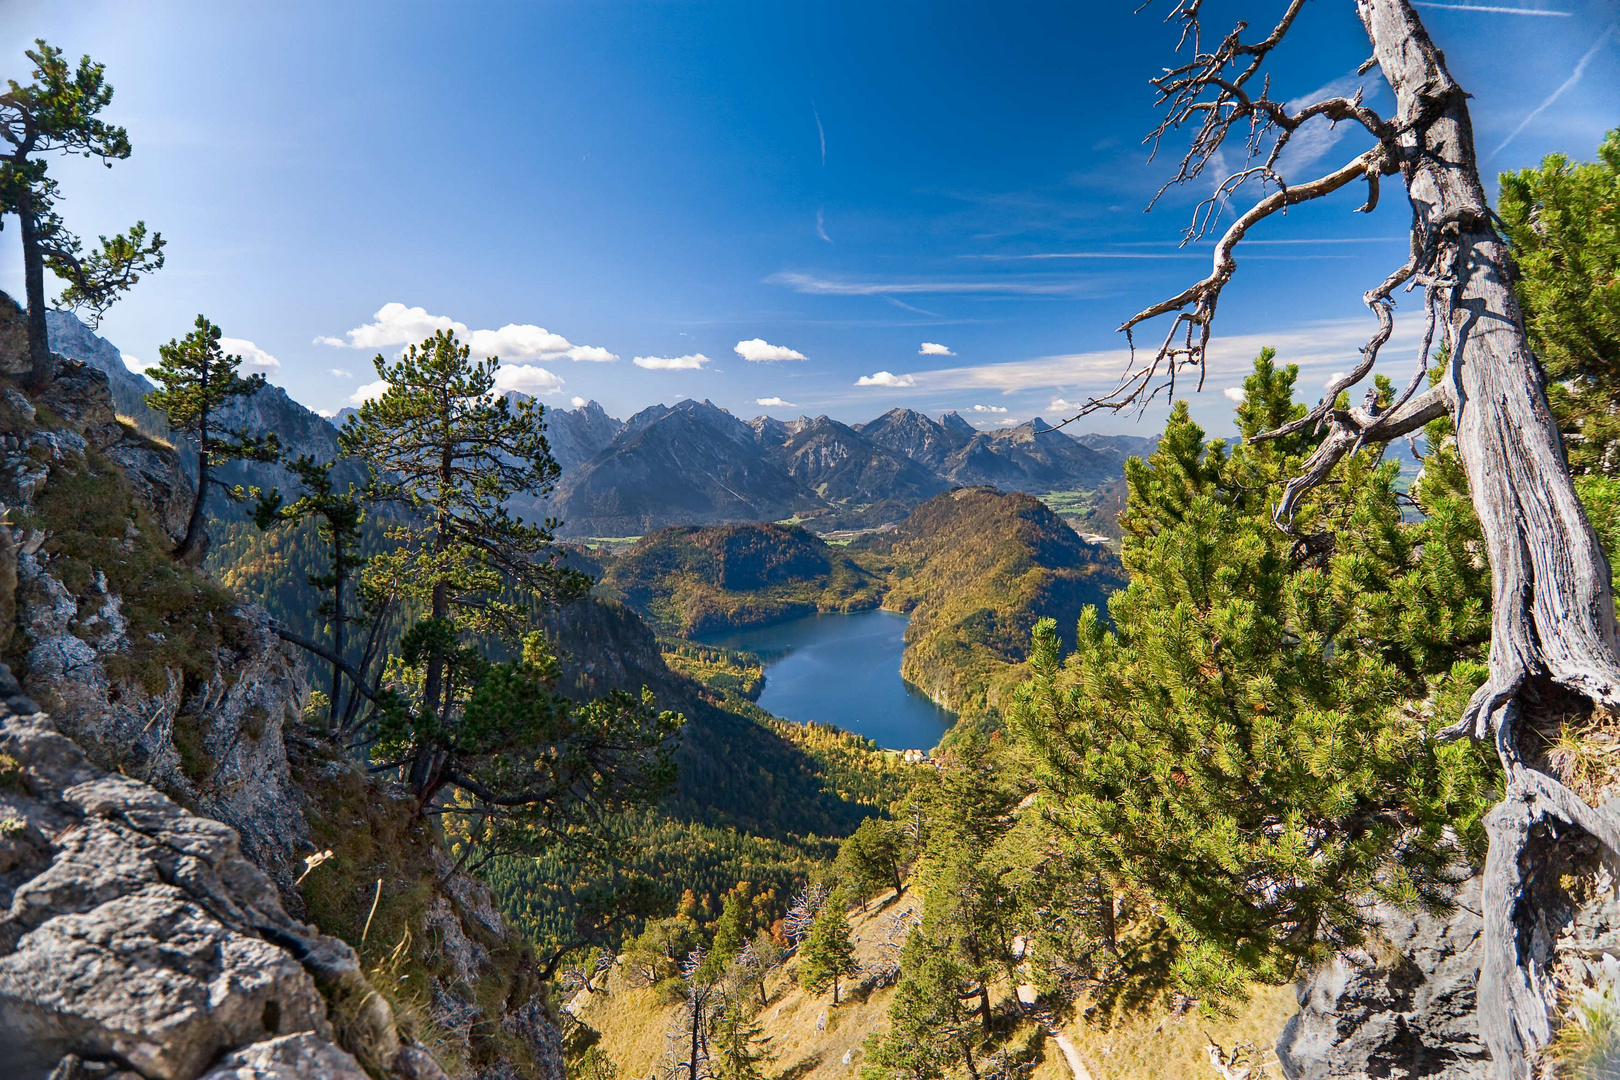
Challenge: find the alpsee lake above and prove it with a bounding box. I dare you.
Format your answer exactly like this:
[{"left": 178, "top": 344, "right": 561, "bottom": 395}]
[{"left": 697, "top": 609, "right": 955, "bottom": 752}]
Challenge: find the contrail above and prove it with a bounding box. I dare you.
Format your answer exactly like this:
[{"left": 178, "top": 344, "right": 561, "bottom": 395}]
[
  {"left": 1492, "top": 20, "right": 1618, "bottom": 159},
  {"left": 1415, "top": 3, "right": 1571, "bottom": 14},
  {"left": 813, "top": 105, "right": 826, "bottom": 166},
  {"left": 816, "top": 206, "right": 831, "bottom": 244}
]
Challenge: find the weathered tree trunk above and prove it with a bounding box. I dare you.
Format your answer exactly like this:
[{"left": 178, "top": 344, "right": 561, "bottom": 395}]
[
  {"left": 15, "top": 187, "right": 54, "bottom": 390},
  {"left": 1361, "top": 1, "right": 1620, "bottom": 1072},
  {"left": 175, "top": 402, "right": 211, "bottom": 564}
]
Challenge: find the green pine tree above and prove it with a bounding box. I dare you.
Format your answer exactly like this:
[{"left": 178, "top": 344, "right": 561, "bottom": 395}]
[
  {"left": 252, "top": 455, "right": 368, "bottom": 733},
  {"left": 862, "top": 931, "right": 983, "bottom": 1080},
  {"left": 797, "top": 888, "right": 859, "bottom": 1005},
  {"left": 835, "top": 817, "right": 907, "bottom": 904},
  {"left": 338, "top": 327, "right": 588, "bottom": 801},
  {"left": 1006, "top": 350, "right": 1497, "bottom": 1001},
  {"left": 1498, "top": 128, "right": 1620, "bottom": 475},
  {"left": 146, "top": 315, "right": 279, "bottom": 562},
  {"left": 0, "top": 38, "right": 165, "bottom": 388},
  {"left": 710, "top": 995, "right": 773, "bottom": 1080}
]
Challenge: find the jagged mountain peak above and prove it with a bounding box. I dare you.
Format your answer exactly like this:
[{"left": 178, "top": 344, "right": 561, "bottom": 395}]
[{"left": 938, "top": 410, "right": 976, "bottom": 438}]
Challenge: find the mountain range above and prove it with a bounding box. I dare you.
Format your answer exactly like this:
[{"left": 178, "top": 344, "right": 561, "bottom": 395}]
[
  {"left": 46, "top": 314, "right": 1147, "bottom": 540},
  {"left": 542, "top": 398, "right": 1134, "bottom": 537}
]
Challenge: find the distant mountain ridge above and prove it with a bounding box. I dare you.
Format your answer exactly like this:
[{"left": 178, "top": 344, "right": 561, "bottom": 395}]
[
  {"left": 44, "top": 313, "right": 1152, "bottom": 540},
  {"left": 551, "top": 402, "right": 1145, "bottom": 537}
]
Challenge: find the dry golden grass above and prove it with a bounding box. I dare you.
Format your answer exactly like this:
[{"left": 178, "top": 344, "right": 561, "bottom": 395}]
[
  {"left": 1038, "top": 985, "right": 1297, "bottom": 1080},
  {"left": 577, "top": 891, "right": 920, "bottom": 1080},
  {"left": 580, "top": 888, "right": 1297, "bottom": 1080}
]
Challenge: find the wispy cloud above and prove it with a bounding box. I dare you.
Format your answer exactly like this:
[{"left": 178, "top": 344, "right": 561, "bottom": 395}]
[
  {"left": 317, "top": 302, "right": 617, "bottom": 363},
  {"left": 1275, "top": 75, "right": 1379, "bottom": 181},
  {"left": 920, "top": 342, "right": 955, "bottom": 355},
  {"left": 829, "top": 318, "right": 1427, "bottom": 402},
  {"left": 634, "top": 353, "right": 710, "bottom": 371},
  {"left": 735, "top": 338, "right": 807, "bottom": 362},
  {"left": 1491, "top": 20, "right": 1618, "bottom": 158},
  {"left": 816, "top": 206, "right": 831, "bottom": 244},
  {"left": 330, "top": 368, "right": 352, "bottom": 378},
  {"left": 772, "top": 271, "right": 1094, "bottom": 298},
  {"left": 856, "top": 371, "right": 916, "bottom": 388},
  {"left": 813, "top": 105, "right": 826, "bottom": 166},
  {"left": 1414, "top": 3, "right": 1571, "bottom": 14},
  {"left": 757, "top": 396, "right": 796, "bottom": 408}
]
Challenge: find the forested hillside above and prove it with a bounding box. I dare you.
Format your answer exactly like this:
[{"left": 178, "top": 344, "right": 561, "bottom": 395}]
[
  {"left": 594, "top": 522, "right": 884, "bottom": 635},
  {"left": 857, "top": 488, "right": 1125, "bottom": 728}
]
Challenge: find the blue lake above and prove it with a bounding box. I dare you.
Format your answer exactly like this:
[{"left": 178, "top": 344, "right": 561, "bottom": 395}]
[{"left": 697, "top": 609, "right": 955, "bottom": 752}]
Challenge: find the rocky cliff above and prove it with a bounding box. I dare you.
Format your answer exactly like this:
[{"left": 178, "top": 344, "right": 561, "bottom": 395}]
[{"left": 0, "top": 320, "right": 567, "bottom": 1080}]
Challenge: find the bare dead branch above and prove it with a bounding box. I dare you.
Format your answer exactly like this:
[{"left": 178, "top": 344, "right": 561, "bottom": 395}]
[{"left": 1084, "top": 150, "right": 1380, "bottom": 417}]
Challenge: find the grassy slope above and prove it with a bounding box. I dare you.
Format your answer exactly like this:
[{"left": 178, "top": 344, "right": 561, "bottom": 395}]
[
  {"left": 578, "top": 887, "right": 1296, "bottom": 1080},
  {"left": 575, "top": 891, "right": 921, "bottom": 1080}
]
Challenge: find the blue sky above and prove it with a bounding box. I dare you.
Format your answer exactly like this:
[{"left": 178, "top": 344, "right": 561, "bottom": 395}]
[{"left": 3, "top": 0, "right": 1617, "bottom": 434}]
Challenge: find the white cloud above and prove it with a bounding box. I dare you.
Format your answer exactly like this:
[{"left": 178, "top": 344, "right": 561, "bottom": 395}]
[
  {"left": 735, "top": 338, "right": 807, "bottom": 363},
  {"left": 471, "top": 324, "right": 617, "bottom": 363},
  {"left": 493, "top": 364, "right": 566, "bottom": 396},
  {"left": 219, "top": 336, "right": 281, "bottom": 372},
  {"left": 972, "top": 404, "right": 1008, "bottom": 413},
  {"left": 319, "top": 302, "right": 616, "bottom": 363},
  {"left": 856, "top": 371, "right": 917, "bottom": 388},
  {"left": 633, "top": 353, "right": 710, "bottom": 371},
  {"left": 315, "top": 408, "right": 337, "bottom": 418},
  {"left": 570, "top": 396, "right": 589, "bottom": 409},
  {"left": 121, "top": 354, "right": 151, "bottom": 374},
  {"left": 325, "top": 303, "right": 459, "bottom": 350},
  {"left": 920, "top": 342, "right": 955, "bottom": 356},
  {"left": 756, "top": 396, "right": 797, "bottom": 408},
  {"left": 1325, "top": 371, "right": 1345, "bottom": 387},
  {"left": 976, "top": 417, "right": 1019, "bottom": 427},
  {"left": 349, "top": 380, "right": 388, "bottom": 405},
  {"left": 1049, "top": 397, "right": 1078, "bottom": 412},
  {"left": 331, "top": 368, "right": 352, "bottom": 378},
  {"left": 1224, "top": 386, "right": 1248, "bottom": 402}
]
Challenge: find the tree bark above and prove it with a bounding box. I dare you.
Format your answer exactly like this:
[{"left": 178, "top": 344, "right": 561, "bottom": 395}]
[
  {"left": 15, "top": 186, "right": 54, "bottom": 390},
  {"left": 175, "top": 391, "right": 211, "bottom": 563},
  {"left": 1360, "top": 1, "right": 1620, "bottom": 1072}
]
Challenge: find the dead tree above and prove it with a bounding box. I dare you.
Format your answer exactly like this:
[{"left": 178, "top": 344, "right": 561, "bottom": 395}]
[{"left": 1074, "top": 2, "right": 1620, "bottom": 1074}]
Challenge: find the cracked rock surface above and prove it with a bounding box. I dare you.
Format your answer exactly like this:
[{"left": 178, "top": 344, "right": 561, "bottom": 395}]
[{"left": 0, "top": 696, "right": 436, "bottom": 1080}]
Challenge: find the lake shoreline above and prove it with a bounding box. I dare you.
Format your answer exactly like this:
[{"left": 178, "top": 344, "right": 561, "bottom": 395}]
[{"left": 694, "top": 609, "right": 956, "bottom": 753}]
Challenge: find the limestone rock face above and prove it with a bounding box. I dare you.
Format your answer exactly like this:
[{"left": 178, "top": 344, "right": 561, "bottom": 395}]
[
  {"left": 1275, "top": 879, "right": 1491, "bottom": 1079},
  {"left": 0, "top": 704, "right": 416, "bottom": 1080},
  {"left": 16, "top": 548, "right": 314, "bottom": 896},
  {"left": 195, "top": 1033, "right": 369, "bottom": 1080},
  {"left": 35, "top": 360, "right": 123, "bottom": 452},
  {"left": 0, "top": 290, "right": 30, "bottom": 378}
]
